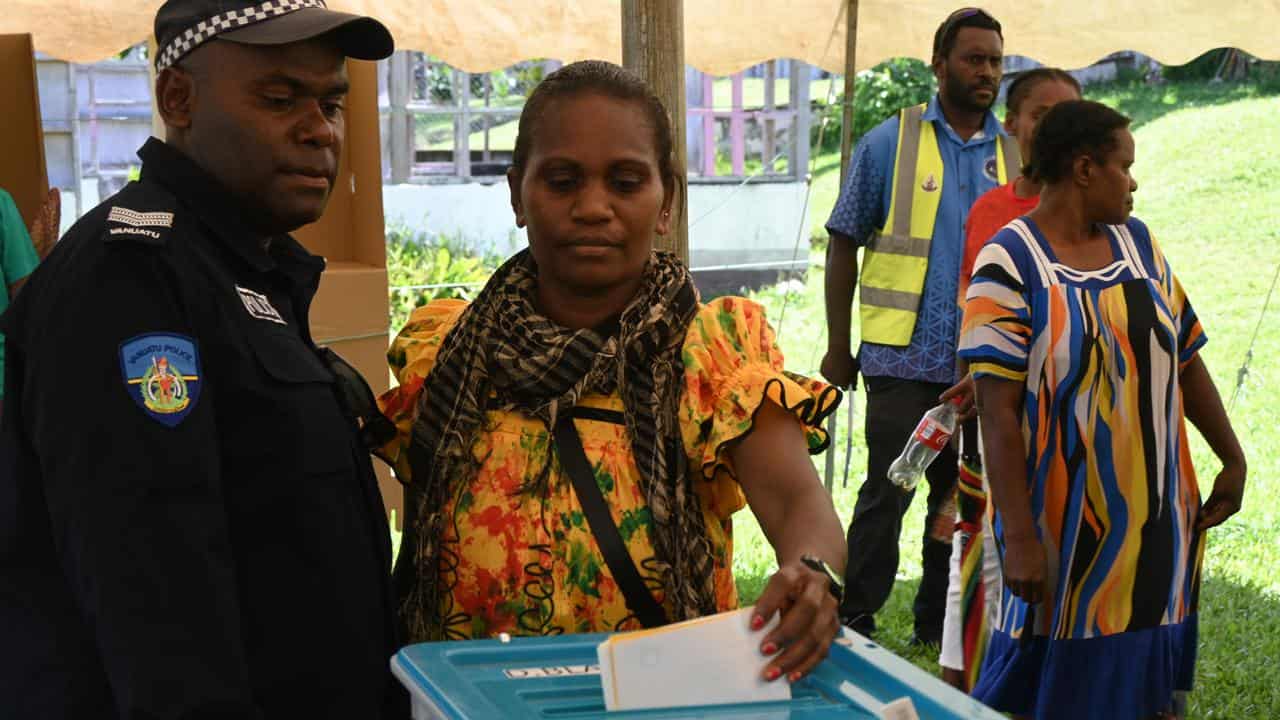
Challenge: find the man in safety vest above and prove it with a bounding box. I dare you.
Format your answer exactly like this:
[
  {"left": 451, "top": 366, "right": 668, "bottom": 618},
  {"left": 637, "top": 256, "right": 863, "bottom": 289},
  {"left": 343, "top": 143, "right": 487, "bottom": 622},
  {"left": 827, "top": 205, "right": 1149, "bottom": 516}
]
[{"left": 821, "top": 7, "right": 1017, "bottom": 646}]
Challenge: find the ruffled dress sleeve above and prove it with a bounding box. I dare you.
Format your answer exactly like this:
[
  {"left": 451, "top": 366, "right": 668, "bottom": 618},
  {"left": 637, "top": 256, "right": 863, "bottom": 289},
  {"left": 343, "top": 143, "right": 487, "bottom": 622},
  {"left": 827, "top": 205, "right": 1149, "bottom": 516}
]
[
  {"left": 679, "top": 296, "right": 841, "bottom": 518},
  {"left": 375, "top": 299, "right": 468, "bottom": 481}
]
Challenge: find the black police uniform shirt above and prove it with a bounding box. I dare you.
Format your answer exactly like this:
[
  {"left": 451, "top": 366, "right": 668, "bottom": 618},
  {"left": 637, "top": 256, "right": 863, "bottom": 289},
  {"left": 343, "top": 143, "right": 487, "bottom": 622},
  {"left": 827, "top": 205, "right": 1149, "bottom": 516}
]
[{"left": 0, "top": 138, "right": 402, "bottom": 719}]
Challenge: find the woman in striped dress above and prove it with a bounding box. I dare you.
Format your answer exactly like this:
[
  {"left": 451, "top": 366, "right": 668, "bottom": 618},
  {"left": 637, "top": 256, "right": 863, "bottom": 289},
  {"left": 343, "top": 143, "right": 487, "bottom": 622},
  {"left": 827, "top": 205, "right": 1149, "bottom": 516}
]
[{"left": 959, "top": 100, "right": 1246, "bottom": 719}]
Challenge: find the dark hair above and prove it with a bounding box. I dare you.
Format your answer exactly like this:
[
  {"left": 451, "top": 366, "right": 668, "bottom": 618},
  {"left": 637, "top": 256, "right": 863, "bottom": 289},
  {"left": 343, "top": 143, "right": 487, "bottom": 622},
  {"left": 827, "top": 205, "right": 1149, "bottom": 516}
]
[
  {"left": 1005, "top": 68, "right": 1081, "bottom": 114},
  {"left": 511, "top": 60, "right": 682, "bottom": 201},
  {"left": 1026, "top": 100, "right": 1131, "bottom": 184},
  {"left": 932, "top": 7, "right": 1002, "bottom": 60}
]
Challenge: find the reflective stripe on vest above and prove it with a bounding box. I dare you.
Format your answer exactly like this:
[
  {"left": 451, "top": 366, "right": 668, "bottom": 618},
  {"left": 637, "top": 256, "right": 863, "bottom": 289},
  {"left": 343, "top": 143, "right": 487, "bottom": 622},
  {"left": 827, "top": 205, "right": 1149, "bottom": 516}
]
[{"left": 859, "top": 103, "right": 1021, "bottom": 347}]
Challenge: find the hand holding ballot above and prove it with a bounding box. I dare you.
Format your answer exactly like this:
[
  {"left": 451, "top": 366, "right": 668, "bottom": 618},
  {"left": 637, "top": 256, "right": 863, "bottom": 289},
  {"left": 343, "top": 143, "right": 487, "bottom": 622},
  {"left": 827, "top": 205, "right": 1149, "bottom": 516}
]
[
  {"left": 751, "top": 556, "right": 844, "bottom": 683},
  {"left": 598, "top": 608, "right": 792, "bottom": 712},
  {"left": 597, "top": 565, "right": 842, "bottom": 715}
]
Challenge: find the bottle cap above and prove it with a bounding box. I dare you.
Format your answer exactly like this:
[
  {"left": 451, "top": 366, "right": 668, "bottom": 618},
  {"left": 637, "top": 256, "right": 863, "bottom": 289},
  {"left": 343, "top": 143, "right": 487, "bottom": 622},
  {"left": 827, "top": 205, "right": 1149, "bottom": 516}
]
[{"left": 948, "top": 395, "right": 965, "bottom": 407}]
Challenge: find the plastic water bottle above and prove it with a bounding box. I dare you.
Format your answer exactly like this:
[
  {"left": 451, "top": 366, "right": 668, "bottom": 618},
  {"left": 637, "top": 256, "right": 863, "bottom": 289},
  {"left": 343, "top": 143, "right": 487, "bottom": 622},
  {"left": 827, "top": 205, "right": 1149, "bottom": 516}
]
[{"left": 888, "top": 397, "right": 963, "bottom": 492}]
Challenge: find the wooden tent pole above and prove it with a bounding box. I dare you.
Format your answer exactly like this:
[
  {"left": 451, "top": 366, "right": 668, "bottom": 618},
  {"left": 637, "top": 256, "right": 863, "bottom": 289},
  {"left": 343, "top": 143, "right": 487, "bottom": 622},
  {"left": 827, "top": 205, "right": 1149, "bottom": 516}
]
[
  {"left": 622, "top": 0, "right": 689, "bottom": 262},
  {"left": 838, "top": 0, "right": 860, "bottom": 182},
  {"left": 827, "top": 0, "right": 860, "bottom": 493}
]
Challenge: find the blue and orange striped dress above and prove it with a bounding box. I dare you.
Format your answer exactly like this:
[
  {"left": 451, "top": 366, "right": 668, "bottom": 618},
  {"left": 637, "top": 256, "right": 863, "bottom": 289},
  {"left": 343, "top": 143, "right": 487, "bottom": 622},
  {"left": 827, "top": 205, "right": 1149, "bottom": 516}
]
[{"left": 959, "top": 216, "right": 1206, "bottom": 719}]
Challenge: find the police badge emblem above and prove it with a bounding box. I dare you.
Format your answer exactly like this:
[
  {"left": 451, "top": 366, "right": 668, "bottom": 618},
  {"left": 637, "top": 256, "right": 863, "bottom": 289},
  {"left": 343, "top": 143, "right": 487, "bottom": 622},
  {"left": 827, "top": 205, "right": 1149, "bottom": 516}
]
[
  {"left": 119, "top": 334, "right": 202, "bottom": 427},
  {"left": 984, "top": 156, "right": 1000, "bottom": 184}
]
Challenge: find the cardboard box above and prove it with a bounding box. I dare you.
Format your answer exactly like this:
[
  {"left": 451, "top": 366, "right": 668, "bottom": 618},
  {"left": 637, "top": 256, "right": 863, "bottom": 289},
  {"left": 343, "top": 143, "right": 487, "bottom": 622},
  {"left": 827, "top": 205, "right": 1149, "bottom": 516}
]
[
  {"left": 0, "top": 34, "right": 50, "bottom": 230},
  {"left": 293, "top": 59, "right": 401, "bottom": 528},
  {"left": 310, "top": 262, "right": 390, "bottom": 344}
]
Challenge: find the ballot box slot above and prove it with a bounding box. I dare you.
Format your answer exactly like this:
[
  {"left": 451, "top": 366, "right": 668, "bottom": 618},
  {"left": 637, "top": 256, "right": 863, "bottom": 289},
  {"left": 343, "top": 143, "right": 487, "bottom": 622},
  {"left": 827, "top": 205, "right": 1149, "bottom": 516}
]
[{"left": 528, "top": 689, "right": 844, "bottom": 718}]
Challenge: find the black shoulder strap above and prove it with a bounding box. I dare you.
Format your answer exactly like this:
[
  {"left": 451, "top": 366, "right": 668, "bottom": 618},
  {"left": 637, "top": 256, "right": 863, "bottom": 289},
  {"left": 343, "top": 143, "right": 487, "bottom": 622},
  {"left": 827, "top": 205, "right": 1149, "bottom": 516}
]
[
  {"left": 552, "top": 411, "right": 669, "bottom": 629},
  {"left": 317, "top": 346, "right": 398, "bottom": 452}
]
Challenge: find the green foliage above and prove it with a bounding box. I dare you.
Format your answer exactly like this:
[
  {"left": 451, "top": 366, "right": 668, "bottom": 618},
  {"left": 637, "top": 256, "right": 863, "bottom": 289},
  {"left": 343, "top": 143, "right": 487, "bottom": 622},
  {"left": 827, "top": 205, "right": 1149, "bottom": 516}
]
[
  {"left": 420, "top": 60, "right": 456, "bottom": 104},
  {"left": 417, "top": 61, "right": 503, "bottom": 103},
  {"left": 510, "top": 61, "right": 548, "bottom": 96},
  {"left": 385, "top": 224, "right": 500, "bottom": 331},
  {"left": 420, "top": 59, "right": 548, "bottom": 104},
  {"left": 1112, "top": 62, "right": 1149, "bottom": 86},
  {"left": 1164, "top": 49, "right": 1234, "bottom": 82},
  {"left": 1162, "top": 48, "right": 1280, "bottom": 86},
  {"left": 811, "top": 59, "right": 938, "bottom": 156}
]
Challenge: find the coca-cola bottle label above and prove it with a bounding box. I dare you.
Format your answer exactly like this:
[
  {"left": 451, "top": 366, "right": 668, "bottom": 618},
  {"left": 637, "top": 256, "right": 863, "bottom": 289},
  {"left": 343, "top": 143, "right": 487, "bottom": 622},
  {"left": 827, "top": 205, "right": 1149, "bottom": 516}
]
[{"left": 913, "top": 417, "right": 951, "bottom": 451}]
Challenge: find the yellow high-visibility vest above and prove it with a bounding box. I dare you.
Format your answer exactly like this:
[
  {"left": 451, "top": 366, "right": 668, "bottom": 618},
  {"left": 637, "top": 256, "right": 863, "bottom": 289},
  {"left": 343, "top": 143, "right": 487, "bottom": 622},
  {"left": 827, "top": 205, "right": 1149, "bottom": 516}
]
[{"left": 859, "top": 103, "right": 1020, "bottom": 347}]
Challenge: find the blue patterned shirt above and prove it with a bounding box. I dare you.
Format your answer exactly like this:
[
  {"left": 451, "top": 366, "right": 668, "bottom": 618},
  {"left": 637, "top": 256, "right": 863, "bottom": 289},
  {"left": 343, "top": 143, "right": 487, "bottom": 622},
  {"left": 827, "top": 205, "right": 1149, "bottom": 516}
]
[{"left": 825, "top": 95, "right": 1007, "bottom": 383}]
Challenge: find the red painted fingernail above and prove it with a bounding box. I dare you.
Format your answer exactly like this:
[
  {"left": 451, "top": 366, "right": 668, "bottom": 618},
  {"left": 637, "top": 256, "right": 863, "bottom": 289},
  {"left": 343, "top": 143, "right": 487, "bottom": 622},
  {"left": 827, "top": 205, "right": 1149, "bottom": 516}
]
[
  {"left": 765, "top": 667, "right": 781, "bottom": 681},
  {"left": 788, "top": 671, "right": 802, "bottom": 683},
  {"left": 751, "top": 615, "right": 765, "bottom": 630},
  {"left": 761, "top": 642, "right": 778, "bottom": 655}
]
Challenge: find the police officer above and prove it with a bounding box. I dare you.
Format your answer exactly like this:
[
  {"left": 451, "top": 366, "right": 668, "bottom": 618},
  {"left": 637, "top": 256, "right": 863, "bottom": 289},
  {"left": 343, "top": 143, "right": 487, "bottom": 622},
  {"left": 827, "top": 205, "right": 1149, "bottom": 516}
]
[{"left": 0, "top": 2, "right": 403, "bottom": 718}]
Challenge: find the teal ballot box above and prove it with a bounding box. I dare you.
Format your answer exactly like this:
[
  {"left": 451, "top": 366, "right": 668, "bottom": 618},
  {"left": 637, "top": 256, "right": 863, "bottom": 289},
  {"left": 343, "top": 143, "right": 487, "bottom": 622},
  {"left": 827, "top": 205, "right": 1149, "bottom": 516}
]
[{"left": 392, "top": 628, "right": 1006, "bottom": 719}]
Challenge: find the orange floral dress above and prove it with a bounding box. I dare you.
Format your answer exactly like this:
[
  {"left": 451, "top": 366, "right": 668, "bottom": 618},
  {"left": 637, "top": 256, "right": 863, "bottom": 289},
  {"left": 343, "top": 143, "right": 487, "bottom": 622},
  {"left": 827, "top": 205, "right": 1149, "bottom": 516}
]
[{"left": 378, "top": 296, "right": 837, "bottom": 639}]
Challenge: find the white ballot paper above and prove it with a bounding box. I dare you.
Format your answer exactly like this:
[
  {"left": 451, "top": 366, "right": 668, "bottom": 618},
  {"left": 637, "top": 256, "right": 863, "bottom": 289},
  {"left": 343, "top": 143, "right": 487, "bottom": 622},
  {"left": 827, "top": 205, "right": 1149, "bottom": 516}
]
[{"left": 597, "top": 607, "right": 792, "bottom": 712}]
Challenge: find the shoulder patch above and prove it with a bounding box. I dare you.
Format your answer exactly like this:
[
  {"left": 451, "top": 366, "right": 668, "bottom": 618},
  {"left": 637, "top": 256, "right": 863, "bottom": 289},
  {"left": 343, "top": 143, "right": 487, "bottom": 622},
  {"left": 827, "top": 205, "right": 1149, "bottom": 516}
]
[
  {"left": 105, "top": 205, "right": 173, "bottom": 246},
  {"left": 119, "top": 334, "right": 202, "bottom": 427}
]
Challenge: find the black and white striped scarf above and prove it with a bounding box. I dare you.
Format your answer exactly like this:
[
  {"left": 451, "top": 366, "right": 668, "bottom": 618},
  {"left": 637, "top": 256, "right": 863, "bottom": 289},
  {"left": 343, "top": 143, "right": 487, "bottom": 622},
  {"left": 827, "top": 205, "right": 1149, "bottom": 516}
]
[{"left": 398, "top": 249, "right": 715, "bottom": 641}]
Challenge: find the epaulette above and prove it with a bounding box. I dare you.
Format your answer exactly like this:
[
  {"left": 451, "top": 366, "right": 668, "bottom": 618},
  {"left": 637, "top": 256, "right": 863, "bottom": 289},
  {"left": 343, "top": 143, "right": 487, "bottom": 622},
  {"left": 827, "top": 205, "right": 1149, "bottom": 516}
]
[{"left": 103, "top": 198, "right": 175, "bottom": 247}]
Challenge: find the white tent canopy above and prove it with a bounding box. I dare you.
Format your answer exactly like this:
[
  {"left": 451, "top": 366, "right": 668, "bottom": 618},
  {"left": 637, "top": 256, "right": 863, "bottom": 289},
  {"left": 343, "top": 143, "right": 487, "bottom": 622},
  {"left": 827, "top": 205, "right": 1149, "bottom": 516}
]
[{"left": 6, "top": 0, "right": 1279, "bottom": 73}]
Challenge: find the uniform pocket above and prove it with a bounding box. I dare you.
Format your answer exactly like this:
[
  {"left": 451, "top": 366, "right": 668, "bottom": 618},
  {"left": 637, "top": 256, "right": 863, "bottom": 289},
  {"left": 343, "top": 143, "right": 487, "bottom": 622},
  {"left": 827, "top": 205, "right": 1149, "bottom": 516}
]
[
  {"left": 242, "top": 328, "right": 355, "bottom": 476},
  {"left": 246, "top": 329, "right": 334, "bottom": 384}
]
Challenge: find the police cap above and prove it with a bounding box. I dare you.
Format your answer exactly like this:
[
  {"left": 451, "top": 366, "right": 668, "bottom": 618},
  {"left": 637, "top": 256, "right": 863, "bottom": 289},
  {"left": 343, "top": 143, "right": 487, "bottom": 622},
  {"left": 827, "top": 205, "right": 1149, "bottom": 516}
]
[{"left": 154, "top": 0, "right": 394, "bottom": 71}]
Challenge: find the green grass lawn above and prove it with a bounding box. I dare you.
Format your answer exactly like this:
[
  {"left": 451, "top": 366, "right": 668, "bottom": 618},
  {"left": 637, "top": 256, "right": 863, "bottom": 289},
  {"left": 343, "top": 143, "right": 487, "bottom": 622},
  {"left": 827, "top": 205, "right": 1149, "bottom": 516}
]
[
  {"left": 736, "top": 85, "right": 1280, "bottom": 717},
  {"left": 418, "top": 114, "right": 519, "bottom": 152}
]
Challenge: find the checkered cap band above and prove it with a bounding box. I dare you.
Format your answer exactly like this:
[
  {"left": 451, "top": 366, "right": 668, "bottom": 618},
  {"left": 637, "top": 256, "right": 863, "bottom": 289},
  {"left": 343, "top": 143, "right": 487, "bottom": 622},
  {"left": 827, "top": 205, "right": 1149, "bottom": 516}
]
[{"left": 156, "top": 0, "right": 328, "bottom": 71}]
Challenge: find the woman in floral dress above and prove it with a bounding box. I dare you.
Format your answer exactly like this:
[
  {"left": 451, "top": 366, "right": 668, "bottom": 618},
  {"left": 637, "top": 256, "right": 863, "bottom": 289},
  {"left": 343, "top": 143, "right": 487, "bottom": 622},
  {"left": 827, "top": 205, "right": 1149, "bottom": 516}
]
[{"left": 377, "top": 61, "right": 847, "bottom": 685}]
